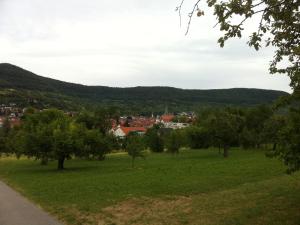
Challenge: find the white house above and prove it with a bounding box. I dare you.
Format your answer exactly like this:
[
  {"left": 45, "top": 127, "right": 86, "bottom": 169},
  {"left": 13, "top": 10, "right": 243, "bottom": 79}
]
[{"left": 111, "top": 126, "right": 147, "bottom": 138}]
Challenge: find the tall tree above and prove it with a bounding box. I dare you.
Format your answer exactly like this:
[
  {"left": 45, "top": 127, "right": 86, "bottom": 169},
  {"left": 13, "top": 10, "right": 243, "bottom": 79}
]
[
  {"left": 269, "top": 108, "right": 300, "bottom": 173},
  {"left": 166, "top": 130, "right": 184, "bottom": 154},
  {"left": 178, "top": 0, "right": 300, "bottom": 171},
  {"left": 207, "top": 110, "right": 242, "bottom": 157},
  {"left": 263, "top": 114, "right": 287, "bottom": 150},
  {"left": 178, "top": 0, "right": 300, "bottom": 92},
  {"left": 145, "top": 124, "right": 165, "bottom": 153},
  {"left": 125, "top": 134, "right": 146, "bottom": 168},
  {"left": 12, "top": 109, "right": 85, "bottom": 170}
]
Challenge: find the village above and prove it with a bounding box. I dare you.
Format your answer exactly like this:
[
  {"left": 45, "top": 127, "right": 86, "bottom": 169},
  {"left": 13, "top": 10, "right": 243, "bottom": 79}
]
[{"left": 0, "top": 103, "right": 195, "bottom": 136}]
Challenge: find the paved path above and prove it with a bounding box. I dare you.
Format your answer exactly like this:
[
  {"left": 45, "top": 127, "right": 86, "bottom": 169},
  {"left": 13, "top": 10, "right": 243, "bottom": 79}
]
[{"left": 0, "top": 181, "right": 62, "bottom": 225}]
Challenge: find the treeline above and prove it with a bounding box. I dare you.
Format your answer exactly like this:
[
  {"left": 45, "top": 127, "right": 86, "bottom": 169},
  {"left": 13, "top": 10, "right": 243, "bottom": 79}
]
[
  {"left": 0, "top": 108, "right": 120, "bottom": 170},
  {"left": 128, "top": 104, "right": 300, "bottom": 172},
  {"left": 0, "top": 104, "right": 299, "bottom": 172}
]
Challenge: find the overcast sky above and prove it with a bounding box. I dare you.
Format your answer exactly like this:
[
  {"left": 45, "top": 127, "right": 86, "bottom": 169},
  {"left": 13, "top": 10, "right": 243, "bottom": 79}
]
[{"left": 0, "top": 0, "right": 291, "bottom": 92}]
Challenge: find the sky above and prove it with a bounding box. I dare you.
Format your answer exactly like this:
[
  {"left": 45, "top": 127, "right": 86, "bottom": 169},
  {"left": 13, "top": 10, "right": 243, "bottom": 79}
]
[{"left": 0, "top": 0, "right": 291, "bottom": 92}]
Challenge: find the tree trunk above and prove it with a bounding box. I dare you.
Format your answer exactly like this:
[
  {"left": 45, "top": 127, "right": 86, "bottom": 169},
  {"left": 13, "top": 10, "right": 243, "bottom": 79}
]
[
  {"left": 58, "top": 156, "right": 65, "bottom": 170},
  {"left": 223, "top": 145, "right": 229, "bottom": 158}
]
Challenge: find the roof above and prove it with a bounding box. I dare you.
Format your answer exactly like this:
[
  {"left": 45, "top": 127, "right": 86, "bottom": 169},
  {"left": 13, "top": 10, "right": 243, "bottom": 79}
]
[
  {"left": 161, "top": 114, "right": 174, "bottom": 123},
  {"left": 120, "top": 126, "right": 147, "bottom": 135}
]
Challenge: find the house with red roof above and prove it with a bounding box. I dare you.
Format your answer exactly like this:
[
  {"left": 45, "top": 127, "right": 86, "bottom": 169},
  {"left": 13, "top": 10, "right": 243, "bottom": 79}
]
[
  {"left": 111, "top": 126, "right": 147, "bottom": 138},
  {"left": 161, "top": 114, "right": 175, "bottom": 123}
]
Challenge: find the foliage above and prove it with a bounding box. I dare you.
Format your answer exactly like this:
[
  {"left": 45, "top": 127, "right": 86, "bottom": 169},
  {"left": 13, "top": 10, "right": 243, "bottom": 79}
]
[
  {"left": 82, "top": 129, "right": 112, "bottom": 161},
  {"left": 269, "top": 108, "right": 300, "bottom": 174},
  {"left": 166, "top": 130, "right": 184, "bottom": 154},
  {"left": 184, "top": 126, "right": 211, "bottom": 149},
  {"left": 76, "top": 108, "right": 115, "bottom": 135},
  {"left": 208, "top": 109, "right": 243, "bottom": 157},
  {"left": 145, "top": 124, "right": 165, "bottom": 153},
  {"left": 2, "top": 108, "right": 118, "bottom": 169},
  {"left": 180, "top": 0, "right": 299, "bottom": 91},
  {"left": 242, "top": 105, "right": 273, "bottom": 148},
  {"left": 262, "top": 114, "right": 287, "bottom": 150},
  {"left": 0, "top": 118, "right": 10, "bottom": 155},
  {"left": 0, "top": 63, "right": 288, "bottom": 113},
  {"left": 125, "top": 134, "right": 146, "bottom": 168},
  {"left": 179, "top": 0, "right": 299, "bottom": 170},
  {"left": 240, "top": 127, "right": 257, "bottom": 149}
]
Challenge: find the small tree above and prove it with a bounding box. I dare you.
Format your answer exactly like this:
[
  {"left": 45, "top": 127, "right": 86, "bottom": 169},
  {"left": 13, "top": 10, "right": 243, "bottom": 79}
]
[
  {"left": 166, "top": 130, "right": 183, "bottom": 154},
  {"left": 83, "top": 129, "right": 111, "bottom": 161},
  {"left": 263, "top": 115, "right": 287, "bottom": 151},
  {"left": 52, "top": 120, "right": 84, "bottom": 170},
  {"left": 184, "top": 126, "right": 211, "bottom": 149},
  {"left": 207, "top": 110, "right": 241, "bottom": 158},
  {"left": 126, "top": 134, "right": 145, "bottom": 168},
  {"left": 269, "top": 109, "right": 300, "bottom": 174},
  {"left": 12, "top": 109, "right": 85, "bottom": 170},
  {"left": 0, "top": 118, "right": 11, "bottom": 156},
  {"left": 240, "top": 128, "right": 257, "bottom": 149},
  {"left": 145, "top": 124, "right": 164, "bottom": 153}
]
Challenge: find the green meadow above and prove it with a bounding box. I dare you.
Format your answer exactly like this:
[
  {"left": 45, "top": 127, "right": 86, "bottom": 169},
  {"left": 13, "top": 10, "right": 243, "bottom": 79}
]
[{"left": 0, "top": 149, "right": 299, "bottom": 225}]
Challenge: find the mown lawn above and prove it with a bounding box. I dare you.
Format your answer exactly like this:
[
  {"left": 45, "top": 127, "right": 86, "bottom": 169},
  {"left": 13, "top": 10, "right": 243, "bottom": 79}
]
[{"left": 0, "top": 149, "right": 299, "bottom": 225}]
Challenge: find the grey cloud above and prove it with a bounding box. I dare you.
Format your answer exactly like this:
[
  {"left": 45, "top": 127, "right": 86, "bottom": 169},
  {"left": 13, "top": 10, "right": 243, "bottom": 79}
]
[{"left": 0, "top": 0, "right": 291, "bottom": 93}]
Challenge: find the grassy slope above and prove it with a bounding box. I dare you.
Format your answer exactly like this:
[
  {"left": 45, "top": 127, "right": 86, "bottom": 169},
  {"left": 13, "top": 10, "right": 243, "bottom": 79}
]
[{"left": 0, "top": 149, "right": 299, "bottom": 225}]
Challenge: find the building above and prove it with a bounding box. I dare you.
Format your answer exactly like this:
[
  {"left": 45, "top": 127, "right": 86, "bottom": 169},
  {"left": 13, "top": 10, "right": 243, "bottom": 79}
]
[
  {"left": 161, "top": 114, "right": 175, "bottom": 123},
  {"left": 163, "top": 122, "right": 189, "bottom": 130},
  {"left": 111, "top": 126, "right": 147, "bottom": 138}
]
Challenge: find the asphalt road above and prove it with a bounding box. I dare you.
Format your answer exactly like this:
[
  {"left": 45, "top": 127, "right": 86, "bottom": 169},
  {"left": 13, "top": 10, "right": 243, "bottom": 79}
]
[{"left": 0, "top": 180, "right": 62, "bottom": 225}]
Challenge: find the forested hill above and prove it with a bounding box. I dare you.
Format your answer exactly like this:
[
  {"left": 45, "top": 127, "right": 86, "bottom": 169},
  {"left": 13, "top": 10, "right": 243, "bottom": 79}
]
[{"left": 0, "top": 63, "right": 289, "bottom": 112}]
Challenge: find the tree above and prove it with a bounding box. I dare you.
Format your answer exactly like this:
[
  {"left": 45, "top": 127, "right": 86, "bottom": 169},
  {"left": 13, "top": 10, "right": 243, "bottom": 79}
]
[
  {"left": 178, "top": 0, "right": 300, "bottom": 170},
  {"left": 125, "top": 134, "right": 146, "bottom": 168},
  {"left": 269, "top": 108, "right": 300, "bottom": 173},
  {"left": 263, "top": 114, "right": 287, "bottom": 150},
  {"left": 94, "top": 108, "right": 114, "bottom": 135},
  {"left": 145, "top": 124, "right": 165, "bottom": 153},
  {"left": 166, "top": 130, "right": 183, "bottom": 154},
  {"left": 207, "top": 110, "right": 242, "bottom": 157},
  {"left": 242, "top": 105, "right": 273, "bottom": 148},
  {"left": 240, "top": 127, "right": 257, "bottom": 149},
  {"left": 76, "top": 111, "right": 96, "bottom": 130},
  {"left": 83, "top": 129, "right": 111, "bottom": 161},
  {"left": 177, "top": 0, "right": 300, "bottom": 92},
  {"left": 0, "top": 118, "right": 10, "bottom": 156},
  {"left": 51, "top": 119, "right": 85, "bottom": 170},
  {"left": 184, "top": 126, "right": 211, "bottom": 149},
  {"left": 12, "top": 109, "right": 85, "bottom": 170}
]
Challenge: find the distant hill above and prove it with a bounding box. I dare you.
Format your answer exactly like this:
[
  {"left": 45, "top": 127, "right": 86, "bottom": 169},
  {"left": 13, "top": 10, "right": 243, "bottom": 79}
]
[{"left": 0, "top": 63, "right": 289, "bottom": 113}]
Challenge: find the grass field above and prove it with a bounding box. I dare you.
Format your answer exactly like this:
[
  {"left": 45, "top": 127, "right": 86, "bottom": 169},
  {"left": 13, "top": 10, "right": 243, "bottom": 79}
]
[{"left": 0, "top": 149, "right": 300, "bottom": 225}]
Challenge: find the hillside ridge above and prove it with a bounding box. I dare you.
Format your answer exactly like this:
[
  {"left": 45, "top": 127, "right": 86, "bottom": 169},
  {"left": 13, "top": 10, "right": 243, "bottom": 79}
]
[{"left": 0, "top": 63, "right": 289, "bottom": 112}]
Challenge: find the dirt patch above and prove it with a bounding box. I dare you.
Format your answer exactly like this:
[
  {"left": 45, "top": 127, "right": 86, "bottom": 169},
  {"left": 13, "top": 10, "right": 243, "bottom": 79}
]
[
  {"left": 100, "top": 196, "right": 193, "bottom": 225},
  {"left": 60, "top": 191, "right": 249, "bottom": 225},
  {"left": 61, "top": 196, "right": 196, "bottom": 225}
]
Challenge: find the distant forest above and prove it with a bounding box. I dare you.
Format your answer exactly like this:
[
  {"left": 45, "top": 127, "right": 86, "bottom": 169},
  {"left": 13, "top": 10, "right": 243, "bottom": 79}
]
[{"left": 0, "top": 63, "right": 289, "bottom": 113}]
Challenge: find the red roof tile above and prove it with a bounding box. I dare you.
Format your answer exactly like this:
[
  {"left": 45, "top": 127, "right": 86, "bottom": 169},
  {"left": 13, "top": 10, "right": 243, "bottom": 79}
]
[
  {"left": 161, "top": 114, "right": 174, "bottom": 123},
  {"left": 120, "top": 127, "right": 146, "bottom": 135}
]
